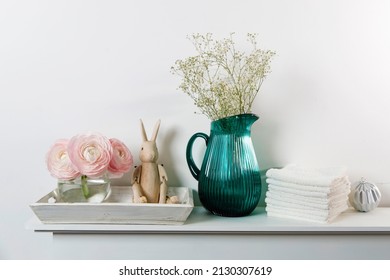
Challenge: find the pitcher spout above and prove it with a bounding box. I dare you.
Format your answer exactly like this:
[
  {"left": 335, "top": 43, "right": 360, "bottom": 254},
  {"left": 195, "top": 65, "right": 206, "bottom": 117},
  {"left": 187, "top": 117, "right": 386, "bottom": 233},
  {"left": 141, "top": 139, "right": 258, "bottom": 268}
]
[{"left": 243, "top": 113, "right": 259, "bottom": 127}]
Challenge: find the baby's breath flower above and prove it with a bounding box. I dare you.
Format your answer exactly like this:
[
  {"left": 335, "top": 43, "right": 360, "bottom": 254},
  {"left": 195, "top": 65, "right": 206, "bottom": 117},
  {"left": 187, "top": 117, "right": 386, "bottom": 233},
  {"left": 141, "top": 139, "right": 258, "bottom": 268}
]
[{"left": 171, "top": 33, "right": 275, "bottom": 120}]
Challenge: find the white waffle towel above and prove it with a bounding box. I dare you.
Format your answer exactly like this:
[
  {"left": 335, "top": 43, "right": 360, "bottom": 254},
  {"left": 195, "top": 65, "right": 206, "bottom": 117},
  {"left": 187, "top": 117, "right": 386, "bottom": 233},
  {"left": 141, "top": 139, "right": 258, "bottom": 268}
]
[
  {"left": 266, "top": 204, "right": 348, "bottom": 223},
  {"left": 266, "top": 165, "right": 348, "bottom": 187}
]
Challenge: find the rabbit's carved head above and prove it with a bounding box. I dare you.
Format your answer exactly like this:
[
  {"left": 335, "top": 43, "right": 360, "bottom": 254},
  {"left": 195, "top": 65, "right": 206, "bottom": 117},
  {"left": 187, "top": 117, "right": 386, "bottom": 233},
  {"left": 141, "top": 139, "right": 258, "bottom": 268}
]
[{"left": 139, "top": 119, "right": 160, "bottom": 163}]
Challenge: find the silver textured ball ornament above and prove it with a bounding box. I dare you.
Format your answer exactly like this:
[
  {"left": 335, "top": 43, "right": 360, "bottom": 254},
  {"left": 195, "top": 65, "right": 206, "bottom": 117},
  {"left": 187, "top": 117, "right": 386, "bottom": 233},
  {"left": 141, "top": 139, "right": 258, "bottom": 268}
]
[{"left": 350, "top": 178, "right": 381, "bottom": 212}]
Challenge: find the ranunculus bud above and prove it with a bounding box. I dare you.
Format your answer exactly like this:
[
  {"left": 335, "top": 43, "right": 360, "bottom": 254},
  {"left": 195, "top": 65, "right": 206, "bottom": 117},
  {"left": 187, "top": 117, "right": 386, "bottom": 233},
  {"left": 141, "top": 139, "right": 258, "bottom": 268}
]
[
  {"left": 108, "top": 138, "right": 133, "bottom": 177},
  {"left": 46, "top": 139, "right": 80, "bottom": 180},
  {"left": 67, "top": 132, "right": 113, "bottom": 177}
]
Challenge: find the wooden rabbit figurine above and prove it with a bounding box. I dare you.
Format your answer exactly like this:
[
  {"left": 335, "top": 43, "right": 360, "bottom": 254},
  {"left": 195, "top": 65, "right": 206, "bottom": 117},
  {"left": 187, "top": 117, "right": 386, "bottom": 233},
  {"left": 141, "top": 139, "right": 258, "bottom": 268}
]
[{"left": 132, "top": 119, "right": 178, "bottom": 204}]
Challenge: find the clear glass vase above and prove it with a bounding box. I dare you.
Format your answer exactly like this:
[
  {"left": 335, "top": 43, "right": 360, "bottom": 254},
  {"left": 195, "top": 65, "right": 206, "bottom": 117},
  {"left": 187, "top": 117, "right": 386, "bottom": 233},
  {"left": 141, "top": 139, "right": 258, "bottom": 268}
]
[
  {"left": 186, "top": 113, "right": 262, "bottom": 217},
  {"left": 57, "top": 175, "right": 111, "bottom": 203}
]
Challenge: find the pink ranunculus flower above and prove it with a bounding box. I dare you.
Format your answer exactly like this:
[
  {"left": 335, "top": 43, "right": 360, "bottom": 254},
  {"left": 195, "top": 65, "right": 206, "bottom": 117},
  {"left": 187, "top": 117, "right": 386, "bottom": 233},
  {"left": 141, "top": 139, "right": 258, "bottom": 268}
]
[
  {"left": 108, "top": 138, "right": 133, "bottom": 178},
  {"left": 46, "top": 139, "right": 80, "bottom": 180},
  {"left": 67, "top": 132, "right": 113, "bottom": 177}
]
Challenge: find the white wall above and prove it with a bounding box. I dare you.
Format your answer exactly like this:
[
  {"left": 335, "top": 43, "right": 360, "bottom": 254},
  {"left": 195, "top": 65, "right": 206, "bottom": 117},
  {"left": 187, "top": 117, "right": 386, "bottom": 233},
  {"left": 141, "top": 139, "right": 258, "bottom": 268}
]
[{"left": 1, "top": 0, "right": 390, "bottom": 259}]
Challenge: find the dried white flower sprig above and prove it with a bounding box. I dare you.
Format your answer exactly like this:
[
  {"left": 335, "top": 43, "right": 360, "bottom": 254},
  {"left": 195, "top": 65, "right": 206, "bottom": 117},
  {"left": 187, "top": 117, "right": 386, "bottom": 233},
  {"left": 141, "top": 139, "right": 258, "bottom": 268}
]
[{"left": 171, "top": 33, "right": 275, "bottom": 120}]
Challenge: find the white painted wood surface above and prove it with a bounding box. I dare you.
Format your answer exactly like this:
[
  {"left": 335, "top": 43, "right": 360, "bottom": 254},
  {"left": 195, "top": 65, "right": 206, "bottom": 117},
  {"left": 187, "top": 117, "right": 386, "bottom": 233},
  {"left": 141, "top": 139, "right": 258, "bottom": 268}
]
[
  {"left": 27, "top": 207, "right": 390, "bottom": 259},
  {"left": 27, "top": 206, "right": 390, "bottom": 234},
  {"left": 30, "top": 186, "right": 193, "bottom": 225}
]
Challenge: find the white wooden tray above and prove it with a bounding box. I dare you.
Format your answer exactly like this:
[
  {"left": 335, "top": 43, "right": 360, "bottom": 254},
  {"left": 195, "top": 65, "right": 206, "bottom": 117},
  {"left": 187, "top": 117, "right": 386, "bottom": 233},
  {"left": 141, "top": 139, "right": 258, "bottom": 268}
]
[{"left": 30, "top": 186, "right": 194, "bottom": 225}]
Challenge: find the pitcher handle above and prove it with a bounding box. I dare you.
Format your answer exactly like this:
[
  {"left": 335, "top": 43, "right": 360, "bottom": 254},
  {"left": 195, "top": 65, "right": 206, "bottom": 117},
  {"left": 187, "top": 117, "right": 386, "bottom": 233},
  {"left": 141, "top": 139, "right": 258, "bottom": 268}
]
[{"left": 186, "top": 132, "right": 209, "bottom": 181}]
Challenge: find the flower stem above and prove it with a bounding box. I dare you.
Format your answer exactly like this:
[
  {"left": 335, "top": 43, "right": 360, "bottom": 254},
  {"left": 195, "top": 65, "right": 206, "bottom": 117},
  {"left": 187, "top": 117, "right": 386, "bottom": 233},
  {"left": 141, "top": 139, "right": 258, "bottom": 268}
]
[{"left": 81, "top": 175, "right": 90, "bottom": 198}]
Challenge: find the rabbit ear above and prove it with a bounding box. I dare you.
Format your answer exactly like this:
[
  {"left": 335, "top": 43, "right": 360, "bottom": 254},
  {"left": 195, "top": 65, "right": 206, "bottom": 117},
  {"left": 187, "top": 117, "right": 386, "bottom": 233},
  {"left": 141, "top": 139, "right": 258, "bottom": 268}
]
[
  {"left": 140, "top": 119, "right": 148, "bottom": 141},
  {"left": 151, "top": 119, "right": 161, "bottom": 142}
]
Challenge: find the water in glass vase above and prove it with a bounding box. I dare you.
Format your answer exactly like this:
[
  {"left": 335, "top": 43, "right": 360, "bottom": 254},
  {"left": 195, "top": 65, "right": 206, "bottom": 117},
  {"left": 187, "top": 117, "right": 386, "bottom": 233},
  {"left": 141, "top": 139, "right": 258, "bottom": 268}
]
[{"left": 58, "top": 176, "right": 110, "bottom": 203}]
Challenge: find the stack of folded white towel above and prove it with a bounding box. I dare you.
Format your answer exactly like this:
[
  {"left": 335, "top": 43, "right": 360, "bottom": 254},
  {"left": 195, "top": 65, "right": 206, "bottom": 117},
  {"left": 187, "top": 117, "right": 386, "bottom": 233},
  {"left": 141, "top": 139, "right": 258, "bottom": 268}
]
[{"left": 265, "top": 165, "right": 351, "bottom": 223}]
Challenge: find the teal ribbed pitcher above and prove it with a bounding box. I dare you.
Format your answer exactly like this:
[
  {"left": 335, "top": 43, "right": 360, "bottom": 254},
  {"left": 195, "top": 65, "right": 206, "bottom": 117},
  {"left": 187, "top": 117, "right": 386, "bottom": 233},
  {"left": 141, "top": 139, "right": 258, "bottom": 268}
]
[{"left": 186, "top": 114, "right": 262, "bottom": 217}]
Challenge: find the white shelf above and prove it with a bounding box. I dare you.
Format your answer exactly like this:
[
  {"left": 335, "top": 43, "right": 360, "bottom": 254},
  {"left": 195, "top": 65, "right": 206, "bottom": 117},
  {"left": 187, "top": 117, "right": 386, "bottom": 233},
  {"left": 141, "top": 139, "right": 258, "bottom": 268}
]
[{"left": 26, "top": 207, "right": 390, "bottom": 234}]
